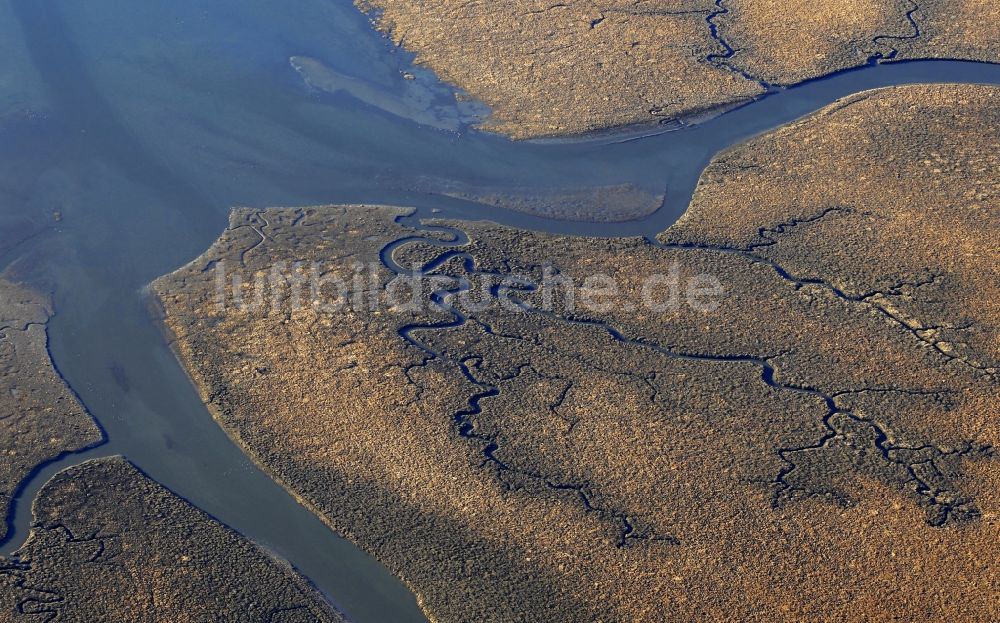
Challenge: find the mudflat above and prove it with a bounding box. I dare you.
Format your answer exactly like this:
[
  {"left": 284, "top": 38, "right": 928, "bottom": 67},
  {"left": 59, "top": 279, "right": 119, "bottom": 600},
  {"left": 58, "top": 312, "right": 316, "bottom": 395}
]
[
  {"left": 153, "top": 85, "right": 998, "bottom": 622},
  {"left": 355, "top": 0, "right": 1000, "bottom": 138},
  {"left": 0, "top": 457, "right": 346, "bottom": 622},
  {"left": 0, "top": 279, "right": 102, "bottom": 543},
  {"left": 0, "top": 281, "right": 344, "bottom": 621}
]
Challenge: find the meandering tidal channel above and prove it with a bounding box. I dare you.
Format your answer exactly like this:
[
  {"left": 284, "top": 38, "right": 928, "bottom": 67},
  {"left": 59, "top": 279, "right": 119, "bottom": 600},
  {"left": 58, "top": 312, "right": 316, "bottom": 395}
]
[{"left": 2, "top": 0, "right": 1000, "bottom": 620}]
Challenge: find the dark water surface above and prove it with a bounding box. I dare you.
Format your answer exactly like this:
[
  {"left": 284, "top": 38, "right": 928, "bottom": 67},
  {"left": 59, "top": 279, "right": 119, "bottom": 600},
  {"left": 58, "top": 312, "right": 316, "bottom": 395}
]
[{"left": 2, "top": 0, "right": 1000, "bottom": 620}]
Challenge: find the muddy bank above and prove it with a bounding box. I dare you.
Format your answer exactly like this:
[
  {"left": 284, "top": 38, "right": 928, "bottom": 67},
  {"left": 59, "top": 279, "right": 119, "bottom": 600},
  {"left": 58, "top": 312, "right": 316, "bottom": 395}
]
[
  {"left": 289, "top": 55, "right": 486, "bottom": 133},
  {"left": 377, "top": 176, "right": 667, "bottom": 221}
]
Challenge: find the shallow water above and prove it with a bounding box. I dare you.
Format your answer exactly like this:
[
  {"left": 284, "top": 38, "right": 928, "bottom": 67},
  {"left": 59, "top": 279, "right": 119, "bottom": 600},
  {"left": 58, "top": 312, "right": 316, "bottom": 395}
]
[{"left": 2, "top": 0, "right": 1000, "bottom": 620}]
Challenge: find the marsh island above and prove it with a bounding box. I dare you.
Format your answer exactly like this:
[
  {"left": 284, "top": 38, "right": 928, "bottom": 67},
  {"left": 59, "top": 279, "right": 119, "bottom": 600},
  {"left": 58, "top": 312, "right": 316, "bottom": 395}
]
[{"left": 153, "top": 85, "right": 998, "bottom": 622}]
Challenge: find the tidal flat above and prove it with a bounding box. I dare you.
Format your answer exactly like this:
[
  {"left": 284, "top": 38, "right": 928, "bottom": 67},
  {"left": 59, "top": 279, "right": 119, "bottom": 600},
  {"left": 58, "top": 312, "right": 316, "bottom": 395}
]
[
  {"left": 0, "top": 457, "right": 345, "bottom": 622},
  {"left": 0, "top": 279, "right": 102, "bottom": 544},
  {"left": 4, "top": 0, "right": 1000, "bottom": 619},
  {"left": 0, "top": 276, "right": 343, "bottom": 622},
  {"left": 153, "top": 85, "right": 998, "bottom": 622},
  {"left": 356, "top": 0, "right": 1000, "bottom": 138}
]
